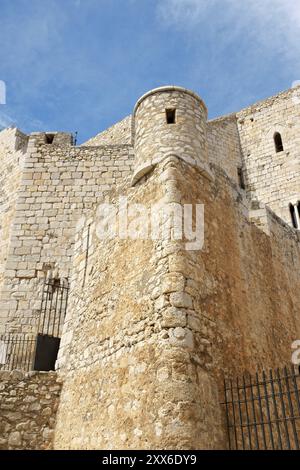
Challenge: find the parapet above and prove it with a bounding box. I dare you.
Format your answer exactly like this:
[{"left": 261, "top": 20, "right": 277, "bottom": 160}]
[{"left": 28, "top": 132, "right": 73, "bottom": 146}]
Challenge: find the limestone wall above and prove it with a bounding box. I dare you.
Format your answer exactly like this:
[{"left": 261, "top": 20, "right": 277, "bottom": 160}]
[
  {"left": 54, "top": 154, "right": 300, "bottom": 449},
  {"left": 83, "top": 116, "right": 132, "bottom": 146},
  {"left": 207, "top": 114, "right": 243, "bottom": 184},
  {"left": 0, "top": 136, "right": 134, "bottom": 335},
  {"left": 0, "top": 85, "right": 299, "bottom": 450},
  {"left": 237, "top": 86, "right": 300, "bottom": 226},
  {"left": 0, "top": 129, "right": 28, "bottom": 300},
  {"left": 0, "top": 370, "right": 62, "bottom": 450},
  {"left": 175, "top": 160, "right": 300, "bottom": 380},
  {"left": 133, "top": 86, "right": 209, "bottom": 183},
  {"left": 53, "top": 159, "right": 223, "bottom": 450}
]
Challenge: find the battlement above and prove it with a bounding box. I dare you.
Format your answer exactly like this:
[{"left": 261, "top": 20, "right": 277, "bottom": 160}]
[{"left": 28, "top": 131, "right": 73, "bottom": 146}]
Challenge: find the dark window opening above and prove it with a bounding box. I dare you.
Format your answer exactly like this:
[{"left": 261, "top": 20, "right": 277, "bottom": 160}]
[
  {"left": 289, "top": 203, "right": 298, "bottom": 229},
  {"left": 237, "top": 167, "right": 246, "bottom": 190},
  {"left": 297, "top": 201, "right": 300, "bottom": 220},
  {"left": 274, "top": 132, "right": 284, "bottom": 153},
  {"left": 45, "top": 133, "right": 55, "bottom": 144},
  {"left": 34, "top": 334, "right": 60, "bottom": 371},
  {"left": 166, "top": 109, "right": 176, "bottom": 124}
]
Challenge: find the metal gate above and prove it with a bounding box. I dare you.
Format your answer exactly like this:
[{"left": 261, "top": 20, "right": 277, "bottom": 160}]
[
  {"left": 0, "top": 278, "right": 69, "bottom": 372},
  {"left": 35, "top": 277, "right": 69, "bottom": 370},
  {"left": 223, "top": 366, "right": 300, "bottom": 450},
  {"left": 38, "top": 277, "right": 69, "bottom": 337}
]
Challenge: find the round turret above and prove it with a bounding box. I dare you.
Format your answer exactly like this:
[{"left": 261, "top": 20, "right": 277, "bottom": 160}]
[{"left": 132, "top": 86, "right": 208, "bottom": 183}]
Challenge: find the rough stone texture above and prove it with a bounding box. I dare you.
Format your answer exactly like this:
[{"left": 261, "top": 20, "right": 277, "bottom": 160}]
[
  {"left": 237, "top": 86, "right": 300, "bottom": 224},
  {"left": 54, "top": 154, "right": 300, "bottom": 449},
  {"left": 83, "top": 116, "right": 132, "bottom": 146},
  {"left": 133, "top": 87, "right": 209, "bottom": 184},
  {"left": 0, "top": 370, "right": 62, "bottom": 450},
  {"left": 207, "top": 113, "right": 243, "bottom": 184},
  {"left": 0, "top": 84, "right": 299, "bottom": 449},
  {"left": 0, "top": 132, "right": 134, "bottom": 335},
  {"left": 0, "top": 128, "right": 28, "bottom": 298},
  {"left": 55, "top": 159, "right": 225, "bottom": 449}
]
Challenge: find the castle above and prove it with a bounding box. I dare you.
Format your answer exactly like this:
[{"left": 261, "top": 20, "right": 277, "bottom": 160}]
[{"left": 0, "top": 85, "right": 299, "bottom": 450}]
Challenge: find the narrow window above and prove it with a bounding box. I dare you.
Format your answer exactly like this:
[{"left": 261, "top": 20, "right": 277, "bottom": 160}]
[
  {"left": 45, "top": 133, "right": 55, "bottom": 144},
  {"left": 274, "top": 132, "right": 284, "bottom": 153},
  {"left": 289, "top": 203, "right": 298, "bottom": 229},
  {"left": 237, "top": 167, "right": 245, "bottom": 190},
  {"left": 298, "top": 201, "right": 300, "bottom": 220},
  {"left": 166, "top": 109, "right": 176, "bottom": 124}
]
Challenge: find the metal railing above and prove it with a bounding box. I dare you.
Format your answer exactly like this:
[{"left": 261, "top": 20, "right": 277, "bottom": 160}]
[
  {"left": 0, "top": 334, "right": 36, "bottom": 372},
  {"left": 222, "top": 366, "right": 300, "bottom": 450},
  {"left": 0, "top": 278, "right": 69, "bottom": 372}
]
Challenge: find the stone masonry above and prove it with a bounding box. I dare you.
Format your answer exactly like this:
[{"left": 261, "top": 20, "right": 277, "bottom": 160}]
[
  {"left": 0, "top": 85, "right": 299, "bottom": 449},
  {"left": 0, "top": 371, "right": 62, "bottom": 450}
]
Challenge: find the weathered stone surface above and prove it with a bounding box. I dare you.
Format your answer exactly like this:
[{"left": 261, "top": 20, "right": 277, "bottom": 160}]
[
  {"left": 161, "top": 307, "right": 187, "bottom": 328},
  {"left": 8, "top": 431, "right": 22, "bottom": 446},
  {"left": 170, "top": 292, "right": 193, "bottom": 309},
  {"left": 0, "top": 371, "right": 62, "bottom": 450},
  {"left": 0, "top": 84, "right": 299, "bottom": 450}
]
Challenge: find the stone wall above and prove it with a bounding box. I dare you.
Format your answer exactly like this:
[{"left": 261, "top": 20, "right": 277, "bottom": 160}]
[
  {"left": 133, "top": 86, "right": 209, "bottom": 184},
  {"left": 0, "top": 128, "right": 28, "bottom": 303},
  {"left": 0, "top": 136, "right": 134, "bottom": 334},
  {"left": 207, "top": 114, "right": 243, "bottom": 184},
  {"left": 0, "top": 85, "right": 299, "bottom": 450},
  {"left": 0, "top": 370, "right": 62, "bottom": 450},
  {"left": 55, "top": 158, "right": 225, "bottom": 449},
  {"left": 85, "top": 110, "right": 247, "bottom": 188},
  {"left": 175, "top": 160, "right": 300, "bottom": 379},
  {"left": 237, "top": 86, "right": 300, "bottom": 226},
  {"left": 83, "top": 116, "right": 132, "bottom": 146},
  {"left": 54, "top": 153, "right": 300, "bottom": 449}
]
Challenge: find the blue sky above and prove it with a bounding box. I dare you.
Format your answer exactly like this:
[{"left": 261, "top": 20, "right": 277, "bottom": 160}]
[{"left": 0, "top": 0, "right": 299, "bottom": 143}]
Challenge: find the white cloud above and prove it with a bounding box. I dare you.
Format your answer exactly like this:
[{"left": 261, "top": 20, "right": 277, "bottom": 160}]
[{"left": 157, "top": 0, "right": 300, "bottom": 71}]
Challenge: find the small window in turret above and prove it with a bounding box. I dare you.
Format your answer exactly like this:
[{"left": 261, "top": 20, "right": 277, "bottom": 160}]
[
  {"left": 45, "top": 133, "right": 55, "bottom": 144},
  {"left": 166, "top": 109, "right": 176, "bottom": 124},
  {"left": 274, "top": 132, "right": 284, "bottom": 153}
]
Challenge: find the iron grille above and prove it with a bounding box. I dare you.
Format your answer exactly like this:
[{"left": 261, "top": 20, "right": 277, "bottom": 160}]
[
  {"left": 223, "top": 366, "right": 300, "bottom": 450},
  {"left": 0, "top": 334, "right": 36, "bottom": 372},
  {"left": 0, "top": 278, "right": 69, "bottom": 372},
  {"left": 38, "top": 278, "right": 69, "bottom": 337}
]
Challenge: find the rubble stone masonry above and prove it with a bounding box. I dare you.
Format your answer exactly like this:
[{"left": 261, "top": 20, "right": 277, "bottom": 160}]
[{"left": 0, "top": 371, "right": 61, "bottom": 450}]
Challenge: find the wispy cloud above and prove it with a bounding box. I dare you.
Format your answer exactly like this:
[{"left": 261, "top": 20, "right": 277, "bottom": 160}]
[
  {"left": 155, "top": 0, "right": 300, "bottom": 116},
  {"left": 157, "top": 0, "right": 300, "bottom": 71},
  {"left": 1, "top": 1, "right": 299, "bottom": 140},
  {"left": 0, "top": 110, "right": 16, "bottom": 129}
]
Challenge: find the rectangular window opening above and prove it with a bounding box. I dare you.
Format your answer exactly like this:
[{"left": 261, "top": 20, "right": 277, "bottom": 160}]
[
  {"left": 45, "top": 133, "right": 55, "bottom": 144},
  {"left": 166, "top": 109, "right": 176, "bottom": 124},
  {"left": 237, "top": 167, "right": 245, "bottom": 190}
]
